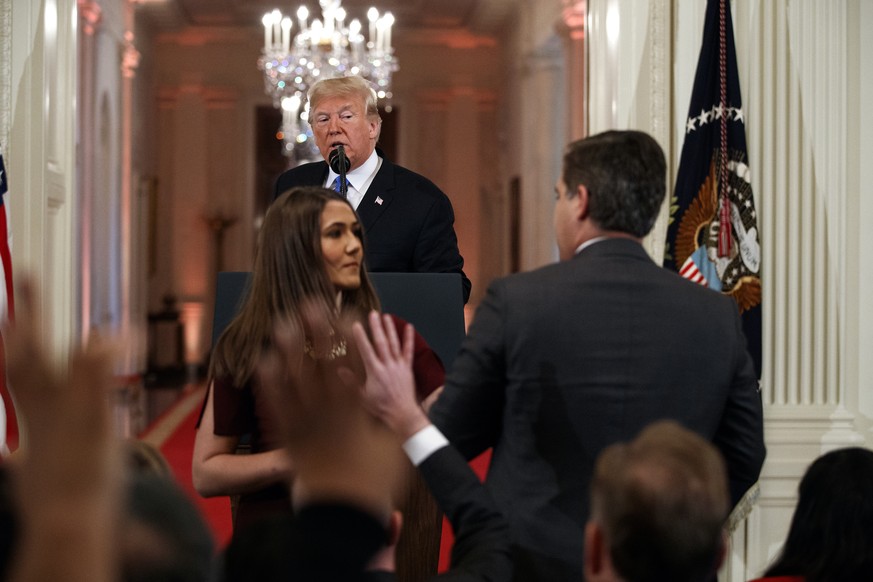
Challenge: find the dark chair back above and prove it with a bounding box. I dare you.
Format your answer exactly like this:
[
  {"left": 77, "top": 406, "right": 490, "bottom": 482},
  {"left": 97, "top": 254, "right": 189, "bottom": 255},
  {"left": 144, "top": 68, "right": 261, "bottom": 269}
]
[{"left": 211, "top": 272, "right": 254, "bottom": 346}]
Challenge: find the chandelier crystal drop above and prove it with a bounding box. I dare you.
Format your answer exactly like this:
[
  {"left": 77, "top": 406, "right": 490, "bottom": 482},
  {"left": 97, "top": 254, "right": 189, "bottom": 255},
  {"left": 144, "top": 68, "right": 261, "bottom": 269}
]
[{"left": 258, "top": 0, "right": 398, "bottom": 157}]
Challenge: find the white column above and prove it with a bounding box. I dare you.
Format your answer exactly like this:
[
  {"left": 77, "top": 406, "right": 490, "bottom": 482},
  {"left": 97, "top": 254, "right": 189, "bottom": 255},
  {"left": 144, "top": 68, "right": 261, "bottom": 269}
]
[
  {"left": 0, "top": 0, "right": 10, "bottom": 145},
  {"left": 559, "top": 0, "right": 587, "bottom": 141},
  {"left": 168, "top": 84, "right": 209, "bottom": 368},
  {"left": 444, "top": 85, "right": 481, "bottom": 304},
  {"left": 157, "top": 82, "right": 242, "bottom": 371},
  {"left": 519, "top": 37, "right": 564, "bottom": 270},
  {"left": 77, "top": 0, "right": 102, "bottom": 339},
  {"left": 203, "top": 87, "right": 241, "bottom": 349},
  {"left": 120, "top": 4, "right": 141, "bottom": 373},
  {"left": 3, "top": 0, "right": 78, "bottom": 450}
]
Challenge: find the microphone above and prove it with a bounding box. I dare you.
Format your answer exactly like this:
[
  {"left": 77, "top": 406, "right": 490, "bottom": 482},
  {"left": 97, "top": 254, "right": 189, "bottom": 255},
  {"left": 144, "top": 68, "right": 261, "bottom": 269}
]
[
  {"left": 328, "top": 145, "right": 350, "bottom": 197},
  {"left": 329, "top": 145, "right": 350, "bottom": 174}
]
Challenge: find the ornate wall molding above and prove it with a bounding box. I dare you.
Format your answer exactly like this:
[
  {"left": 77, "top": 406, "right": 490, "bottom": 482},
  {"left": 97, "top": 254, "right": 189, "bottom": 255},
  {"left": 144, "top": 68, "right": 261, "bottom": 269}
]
[
  {"left": 643, "top": 0, "right": 672, "bottom": 264},
  {"left": 559, "top": 0, "right": 586, "bottom": 40},
  {"left": 157, "top": 84, "right": 240, "bottom": 109},
  {"left": 155, "top": 26, "right": 256, "bottom": 47},
  {"left": 0, "top": 0, "right": 11, "bottom": 149},
  {"left": 78, "top": 0, "right": 103, "bottom": 36},
  {"left": 519, "top": 34, "right": 565, "bottom": 269},
  {"left": 742, "top": 0, "right": 850, "bottom": 412},
  {"left": 415, "top": 87, "right": 498, "bottom": 111},
  {"left": 521, "top": 35, "right": 563, "bottom": 77},
  {"left": 122, "top": 31, "right": 140, "bottom": 79},
  {"left": 648, "top": 0, "right": 670, "bottom": 146},
  {"left": 557, "top": 0, "right": 587, "bottom": 141},
  {"left": 402, "top": 28, "right": 497, "bottom": 49}
]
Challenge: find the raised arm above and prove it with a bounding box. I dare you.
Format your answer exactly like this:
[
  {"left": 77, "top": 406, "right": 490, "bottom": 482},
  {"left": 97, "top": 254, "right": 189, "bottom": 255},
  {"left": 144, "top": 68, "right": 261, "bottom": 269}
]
[
  {"left": 354, "top": 311, "right": 511, "bottom": 580},
  {"left": 4, "top": 278, "right": 121, "bottom": 582}
]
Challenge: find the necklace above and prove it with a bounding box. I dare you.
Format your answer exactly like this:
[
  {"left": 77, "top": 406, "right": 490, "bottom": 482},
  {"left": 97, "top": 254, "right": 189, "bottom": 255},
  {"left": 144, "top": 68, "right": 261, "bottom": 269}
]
[{"left": 303, "top": 335, "right": 348, "bottom": 360}]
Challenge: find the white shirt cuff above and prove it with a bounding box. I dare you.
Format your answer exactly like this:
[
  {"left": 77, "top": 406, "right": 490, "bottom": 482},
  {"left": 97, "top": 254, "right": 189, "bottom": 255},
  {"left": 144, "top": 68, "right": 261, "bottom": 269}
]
[{"left": 402, "top": 424, "right": 449, "bottom": 466}]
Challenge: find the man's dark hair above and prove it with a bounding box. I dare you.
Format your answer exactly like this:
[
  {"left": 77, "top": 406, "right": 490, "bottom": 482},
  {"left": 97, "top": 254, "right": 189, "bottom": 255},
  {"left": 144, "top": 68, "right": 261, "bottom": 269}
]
[
  {"left": 562, "top": 130, "right": 667, "bottom": 237},
  {"left": 764, "top": 447, "right": 873, "bottom": 581},
  {"left": 591, "top": 421, "right": 728, "bottom": 582}
]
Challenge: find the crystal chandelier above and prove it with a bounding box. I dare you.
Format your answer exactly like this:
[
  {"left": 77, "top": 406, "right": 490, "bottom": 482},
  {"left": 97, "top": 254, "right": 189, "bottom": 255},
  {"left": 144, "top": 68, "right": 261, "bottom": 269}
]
[{"left": 258, "top": 0, "right": 398, "bottom": 157}]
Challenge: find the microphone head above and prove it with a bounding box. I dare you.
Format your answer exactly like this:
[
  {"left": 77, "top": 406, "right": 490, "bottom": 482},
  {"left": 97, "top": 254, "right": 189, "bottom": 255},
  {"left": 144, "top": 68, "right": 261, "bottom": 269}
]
[{"left": 328, "top": 145, "right": 351, "bottom": 174}]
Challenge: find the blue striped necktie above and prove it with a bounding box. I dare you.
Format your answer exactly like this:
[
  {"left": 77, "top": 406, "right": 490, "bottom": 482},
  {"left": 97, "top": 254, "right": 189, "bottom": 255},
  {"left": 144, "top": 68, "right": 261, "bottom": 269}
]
[{"left": 332, "top": 176, "right": 347, "bottom": 196}]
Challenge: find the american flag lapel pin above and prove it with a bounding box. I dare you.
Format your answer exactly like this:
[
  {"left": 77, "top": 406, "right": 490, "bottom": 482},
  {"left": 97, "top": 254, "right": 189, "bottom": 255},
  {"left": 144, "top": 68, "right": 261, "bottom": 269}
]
[{"left": 375, "top": 196, "right": 384, "bottom": 205}]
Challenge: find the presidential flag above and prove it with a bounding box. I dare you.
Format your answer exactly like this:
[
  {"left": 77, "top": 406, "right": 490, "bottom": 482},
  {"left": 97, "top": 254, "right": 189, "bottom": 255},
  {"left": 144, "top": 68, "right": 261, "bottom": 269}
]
[
  {"left": 664, "top": 0, "right": 762, "bottom": 378},
  {"left": 0, "top": 147, "right": 17, "bottom": 455}
]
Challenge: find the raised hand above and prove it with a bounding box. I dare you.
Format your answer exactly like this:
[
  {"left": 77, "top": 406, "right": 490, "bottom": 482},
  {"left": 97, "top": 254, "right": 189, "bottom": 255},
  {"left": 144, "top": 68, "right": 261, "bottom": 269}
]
[
  {"left": 4, "top": 276, "right": 122, "bottom": 582},
  {"left": 257, "top": 300, "right": 404, "bottom": 516},
  {"left": 353, "top": 311, "right": 430, "bottom": 440}
]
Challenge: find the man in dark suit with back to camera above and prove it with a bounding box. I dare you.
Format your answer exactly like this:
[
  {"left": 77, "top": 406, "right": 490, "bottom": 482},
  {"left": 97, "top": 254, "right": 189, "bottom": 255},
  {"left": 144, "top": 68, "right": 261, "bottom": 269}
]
[
  {"left": 274, "top": 75, "right": 471, "bottom": 303},
  {"left": 428, "top": 130, "right": 766, "bottom": 580}
]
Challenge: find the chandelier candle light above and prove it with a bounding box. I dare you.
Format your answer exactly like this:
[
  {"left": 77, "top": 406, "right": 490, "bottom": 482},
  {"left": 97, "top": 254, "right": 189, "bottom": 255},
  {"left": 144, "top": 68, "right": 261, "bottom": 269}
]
[{"left": 259, "top": 0, "right": 398, "bottom": 156}]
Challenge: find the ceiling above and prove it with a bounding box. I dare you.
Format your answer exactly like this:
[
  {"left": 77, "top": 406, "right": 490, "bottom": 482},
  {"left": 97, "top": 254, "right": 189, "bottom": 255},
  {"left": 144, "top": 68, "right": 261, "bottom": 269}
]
[{"left": 138, "top": 0, "right": 517, "bottom": 38}]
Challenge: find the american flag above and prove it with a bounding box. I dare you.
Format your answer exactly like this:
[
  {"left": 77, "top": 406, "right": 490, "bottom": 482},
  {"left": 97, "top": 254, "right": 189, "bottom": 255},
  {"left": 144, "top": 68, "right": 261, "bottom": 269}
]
[
  {"left": 0, "top": 149, "right": 13, "bottom": 323},
  {"left": 0, "top": 147, "right": 17, "bottom": 455},
  {"left": 663, "top": 0, "right": 762, "bottom": 378}
]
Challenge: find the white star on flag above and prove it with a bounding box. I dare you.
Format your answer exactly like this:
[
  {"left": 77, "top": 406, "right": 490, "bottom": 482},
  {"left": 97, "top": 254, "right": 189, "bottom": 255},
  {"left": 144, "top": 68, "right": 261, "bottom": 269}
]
[{"left": 686, "top": 117, "right": 697, "bottom": 134}]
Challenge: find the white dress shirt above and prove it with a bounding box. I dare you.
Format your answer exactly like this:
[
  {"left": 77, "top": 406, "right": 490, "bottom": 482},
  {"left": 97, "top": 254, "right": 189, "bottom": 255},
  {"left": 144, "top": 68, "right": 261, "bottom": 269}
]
[
  {"left": 574, "top": 236, "right": 609, "bottom": 255},
  {"left": 325, "top": 149, "right": 382, "bottom": 210},
  {"left": 402, "top": 424, "right": 450, "bottom": 466}
]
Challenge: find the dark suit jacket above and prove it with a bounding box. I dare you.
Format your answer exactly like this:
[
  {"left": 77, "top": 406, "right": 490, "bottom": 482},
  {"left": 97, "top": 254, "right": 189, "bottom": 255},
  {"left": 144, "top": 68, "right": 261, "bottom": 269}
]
[
  {"left": 275, "top": 152, "right": 472, "bottom": 303},
  {"left": 419, "top": 445, "right": 512, "bottom": 581},
  {"left": 366, "top": 445, "right": 512, "bottom": 582},
  {"left": 429, "top": 238, "right": 766, "bottom": 581},
  {"left": 223, "top": 503, "right": 388, "bottom": 582}
]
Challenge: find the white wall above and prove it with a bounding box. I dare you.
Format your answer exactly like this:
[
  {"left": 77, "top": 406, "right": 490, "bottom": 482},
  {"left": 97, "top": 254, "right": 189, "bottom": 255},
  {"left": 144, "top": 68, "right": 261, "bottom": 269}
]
[
  {"left": 3, "top": 0, "right": 77, "bottom": 366},
  {"left": 4, "top": 0, "right": 152, "bottom": 435},
  {"left": 77, "top": 0, "right": 149, "bottom": 384}
]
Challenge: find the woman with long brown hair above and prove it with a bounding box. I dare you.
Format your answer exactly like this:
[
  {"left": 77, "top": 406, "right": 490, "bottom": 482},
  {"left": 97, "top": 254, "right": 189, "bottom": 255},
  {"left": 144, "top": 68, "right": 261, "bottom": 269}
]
[{"left": 192, "top": 186, "right": 444, "bottom": 532}]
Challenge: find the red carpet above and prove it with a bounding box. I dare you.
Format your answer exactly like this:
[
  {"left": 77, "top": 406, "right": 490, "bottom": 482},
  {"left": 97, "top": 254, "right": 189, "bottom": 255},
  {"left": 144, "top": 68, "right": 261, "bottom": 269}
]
[
  {"left": 139, "top": 386, "right": 234, "bottom": 549},
  {"left": 437, "top": 450, "right": 492, "bottom": 572}
]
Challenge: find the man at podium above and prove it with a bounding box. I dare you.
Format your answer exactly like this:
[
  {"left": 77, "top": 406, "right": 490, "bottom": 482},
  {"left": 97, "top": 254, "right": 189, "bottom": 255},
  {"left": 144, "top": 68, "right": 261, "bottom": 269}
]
[{"left": 274, "top": 75, "right": 471, "bottom": 303}]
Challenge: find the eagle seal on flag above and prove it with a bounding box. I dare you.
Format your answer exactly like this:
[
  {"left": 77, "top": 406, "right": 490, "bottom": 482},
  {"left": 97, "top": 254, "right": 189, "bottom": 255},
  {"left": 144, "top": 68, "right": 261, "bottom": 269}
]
[{"left": 674, "top": 152, "right": 761, "bottom": 313}]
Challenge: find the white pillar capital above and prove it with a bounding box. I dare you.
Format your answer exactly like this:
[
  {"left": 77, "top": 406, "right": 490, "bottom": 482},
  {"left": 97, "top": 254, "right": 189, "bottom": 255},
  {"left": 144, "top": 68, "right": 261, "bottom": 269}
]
[
  {"left": 558, "top": 0, "right": 586, "bottom": 41},
  {"left": 78, "top": 0, "right": 103, "bottom": 36},
  {"left": 122, "top": 42, "right": 140, "bottom": 79}
]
